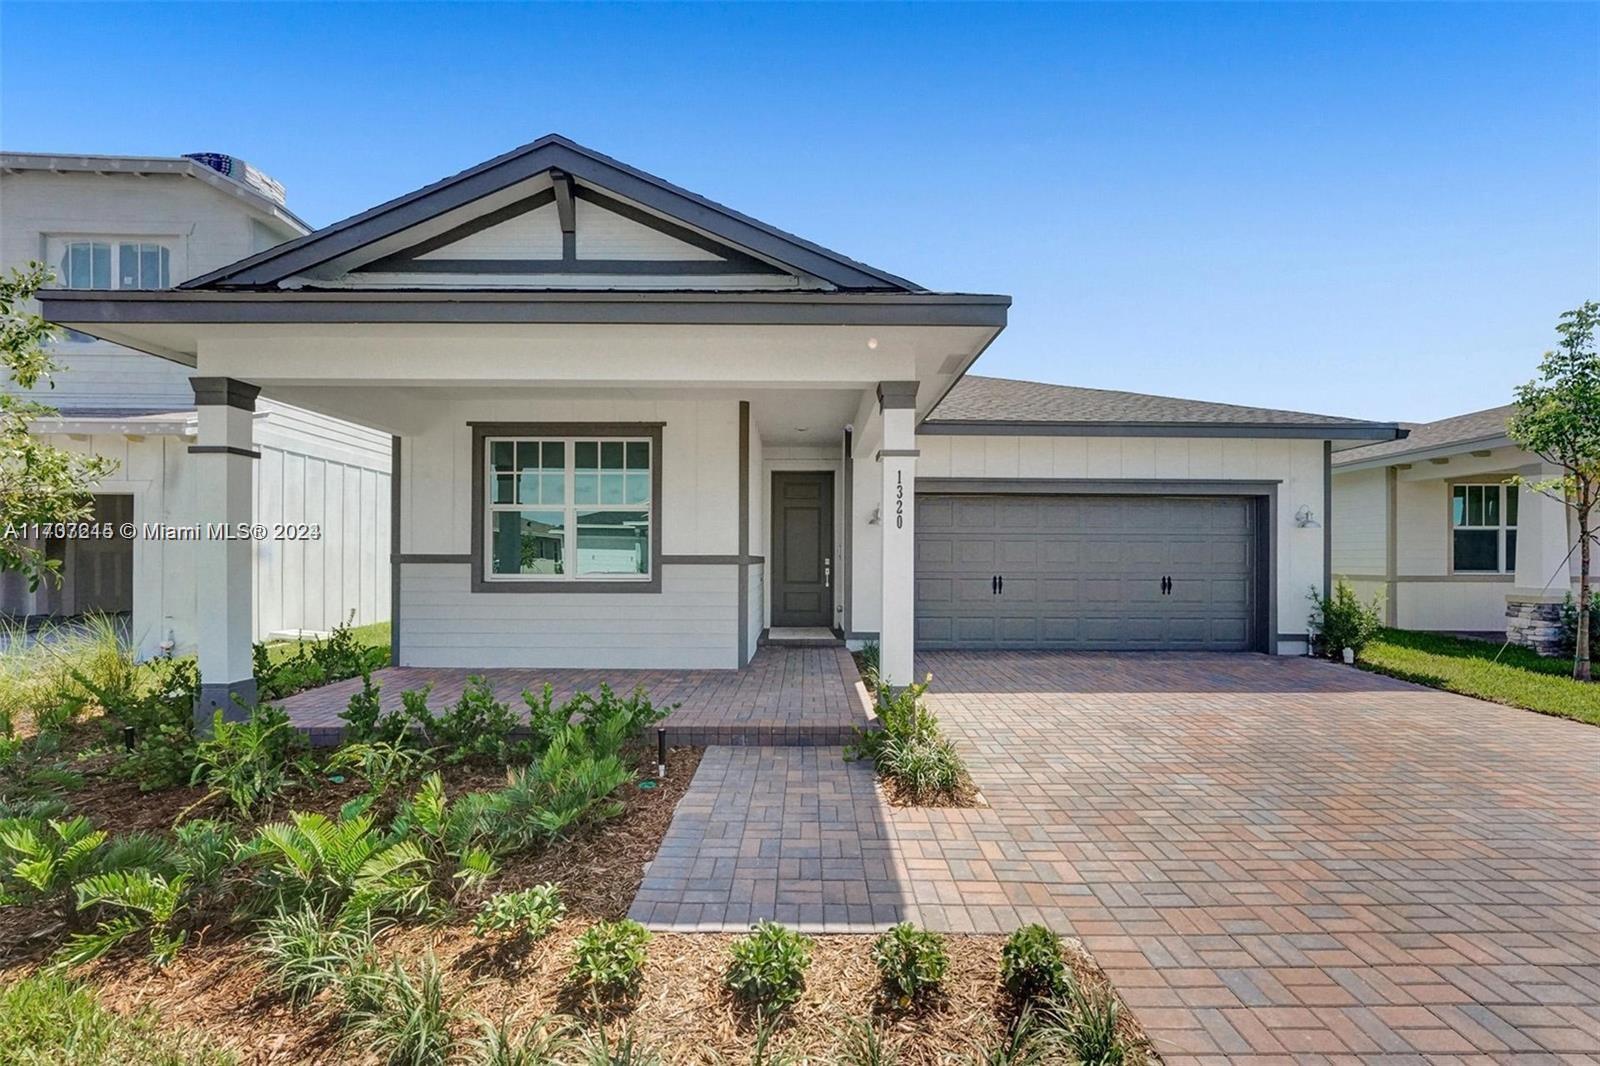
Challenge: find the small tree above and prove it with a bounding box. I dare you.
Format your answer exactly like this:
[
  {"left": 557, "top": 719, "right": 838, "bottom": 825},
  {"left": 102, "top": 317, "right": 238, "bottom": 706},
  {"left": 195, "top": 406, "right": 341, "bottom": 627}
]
[
  {"left": 0, "top": 264, "right": 117, "bottom": 589},
  {"left": 1508, "top": 301, "right": 1600, "bottom": 680}
]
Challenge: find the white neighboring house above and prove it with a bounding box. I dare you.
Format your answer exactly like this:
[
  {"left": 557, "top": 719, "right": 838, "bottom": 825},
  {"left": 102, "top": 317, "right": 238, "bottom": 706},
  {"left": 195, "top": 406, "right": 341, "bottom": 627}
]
[
  {"left": 38, "top": 135, "right": 1402, "bottom": 715},
  {"left": 0, "top": 152, "right": 391, "bottom": 657},
  {"left": 1331, "top": 404, "right": 1579, "bottom": 652}
]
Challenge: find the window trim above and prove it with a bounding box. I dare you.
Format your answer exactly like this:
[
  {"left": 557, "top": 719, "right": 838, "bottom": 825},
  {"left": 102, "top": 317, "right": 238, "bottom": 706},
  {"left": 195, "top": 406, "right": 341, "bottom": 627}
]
[
  {"left": 469, "top": 422, "right": 663, "bottom": 594},
  {"left": 49, "top": 235, "right": 177, "bottom": 345},
  {"left": 1448, "top": 478, "right": 1518, "bottom": 575}
]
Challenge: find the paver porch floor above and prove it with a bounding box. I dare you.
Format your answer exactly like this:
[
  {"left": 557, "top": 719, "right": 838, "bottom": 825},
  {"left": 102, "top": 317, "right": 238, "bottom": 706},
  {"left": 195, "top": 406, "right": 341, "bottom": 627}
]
[
  {"left": 277, "top": 645, "right": 872, "bottom": 746},
  {"left": 634, "top": 651, "right": 1600, "bottom": 1064}
]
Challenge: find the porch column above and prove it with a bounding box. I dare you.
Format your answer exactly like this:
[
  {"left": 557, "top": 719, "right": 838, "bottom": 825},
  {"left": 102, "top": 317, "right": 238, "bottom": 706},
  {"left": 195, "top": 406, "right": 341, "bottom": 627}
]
[
  {"left": 189, "top": 377, "right": 260, "bottom": 727},
  {"left": 1507, "top": 463, "right": 1573, "bottom": 654},
  {"left": 877, "top": 381, "right": 919, "bottom": 688}
]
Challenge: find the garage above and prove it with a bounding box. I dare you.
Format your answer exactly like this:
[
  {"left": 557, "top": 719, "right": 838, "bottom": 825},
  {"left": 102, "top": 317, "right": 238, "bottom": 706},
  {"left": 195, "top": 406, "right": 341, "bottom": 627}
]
[{"left": 914, "top": 492, "right": 1266, "bottom": 651}]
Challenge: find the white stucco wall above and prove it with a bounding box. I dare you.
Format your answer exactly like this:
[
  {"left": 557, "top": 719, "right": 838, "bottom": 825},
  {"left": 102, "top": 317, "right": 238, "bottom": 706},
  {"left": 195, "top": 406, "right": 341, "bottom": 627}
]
[
  {"left": 846, "top": 432, "right": 1330, "bottom": 654},
  {"left": 395, "top": 394, "right": 743, "bottom": 669}
]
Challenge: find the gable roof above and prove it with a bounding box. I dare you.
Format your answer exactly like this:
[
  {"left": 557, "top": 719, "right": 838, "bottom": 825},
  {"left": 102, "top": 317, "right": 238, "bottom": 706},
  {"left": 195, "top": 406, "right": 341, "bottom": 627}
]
[
  {"left": 0, "top": 151, "right": 308, "bottom": 235},
  {"left": 1332, "top": 404, "right": 1514, "bottom": 467},
  {"left": 923, "top": 375, "right": 1406, "bottom": 440},
  {"left": 181, "top": 134, "right": 921, "bottom": 292}
]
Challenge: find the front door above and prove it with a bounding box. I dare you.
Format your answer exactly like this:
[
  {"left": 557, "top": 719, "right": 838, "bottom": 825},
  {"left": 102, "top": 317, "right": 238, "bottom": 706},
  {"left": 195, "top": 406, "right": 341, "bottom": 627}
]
[{"left": 771, "top": 472, "right": 834, "bottom": 628}]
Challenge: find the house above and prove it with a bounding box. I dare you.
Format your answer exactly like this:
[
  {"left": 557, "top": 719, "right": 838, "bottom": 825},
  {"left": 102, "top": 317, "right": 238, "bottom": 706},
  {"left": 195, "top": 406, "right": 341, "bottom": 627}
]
[
  {"left": 1332, "top": 404, "right": 1576, "bottom": 652},
  {"left": 36, "top": 135, "right": 1403, "bottom": 716},
  {"left": 0, "top": 152, "right": 392, "bottom": 657}
]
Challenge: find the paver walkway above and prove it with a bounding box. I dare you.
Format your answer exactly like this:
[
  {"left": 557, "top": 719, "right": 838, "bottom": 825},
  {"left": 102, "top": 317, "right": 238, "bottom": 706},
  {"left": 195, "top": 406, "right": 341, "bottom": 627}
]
[
  {"left": 636, "top": 651, "right": 1600, "bottom": 1064},
  {"left": 278, "top": 645, "right": 871, "bottom": 746}
]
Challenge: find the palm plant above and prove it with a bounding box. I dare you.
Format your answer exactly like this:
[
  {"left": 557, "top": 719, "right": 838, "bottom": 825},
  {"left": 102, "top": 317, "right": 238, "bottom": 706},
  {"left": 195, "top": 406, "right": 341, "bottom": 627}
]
[
  {"left": 242, "top": 797, "right": 430, "bottom": 922},
  {"left": 389, "top": 772, "right": 501, "bottom": 902},
  {"left": 0, "top": 814, "right": 115, "bottom": 917},
  {"left": 59, "top": 819, "right": 238, "bottom": 968}
]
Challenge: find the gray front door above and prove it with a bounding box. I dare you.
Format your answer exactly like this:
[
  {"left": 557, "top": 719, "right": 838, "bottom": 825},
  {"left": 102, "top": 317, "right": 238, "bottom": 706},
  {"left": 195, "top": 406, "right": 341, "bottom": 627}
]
[
  {"left": 771, "top": 472, "right": 834, "bottom": 628},
  {"left": 915, "top": 494, "right": 1260, "bottom": 651}
]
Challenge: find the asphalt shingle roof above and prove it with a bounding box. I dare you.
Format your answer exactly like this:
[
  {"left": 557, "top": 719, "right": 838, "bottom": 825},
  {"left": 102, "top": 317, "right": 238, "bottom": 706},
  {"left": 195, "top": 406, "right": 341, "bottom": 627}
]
[
  {"left": 928, "top": 375, "right": 1380, "bottom": 427},
  {"left": 1332, "top": 404, "right": 1514, "bottom": 466}
]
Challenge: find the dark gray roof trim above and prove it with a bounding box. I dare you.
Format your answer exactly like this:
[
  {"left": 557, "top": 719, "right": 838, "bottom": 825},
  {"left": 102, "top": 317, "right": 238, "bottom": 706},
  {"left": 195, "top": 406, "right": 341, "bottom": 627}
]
[
  {"left": 181, "top": 134, "right": 922, "bottom": 293},
  {"left": 38, "top": 289, "right": 1010, "bottom": 328},
  {"left": 919, "top": 419, "right": 1405, "bottom": 441}
]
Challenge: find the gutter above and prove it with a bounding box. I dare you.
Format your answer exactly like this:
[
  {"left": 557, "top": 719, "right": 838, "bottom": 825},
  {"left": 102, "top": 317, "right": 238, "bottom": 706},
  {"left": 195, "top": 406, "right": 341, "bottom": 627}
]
[{"left": 919, "top": 419, "right": 1409, "bottom": 442}]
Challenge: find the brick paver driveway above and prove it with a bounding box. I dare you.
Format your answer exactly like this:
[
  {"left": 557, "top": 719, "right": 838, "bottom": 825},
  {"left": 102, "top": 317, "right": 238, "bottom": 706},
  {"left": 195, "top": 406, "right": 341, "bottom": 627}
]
[{"left": 920, "top": 651, "right": 1600, "bottom": 1064}]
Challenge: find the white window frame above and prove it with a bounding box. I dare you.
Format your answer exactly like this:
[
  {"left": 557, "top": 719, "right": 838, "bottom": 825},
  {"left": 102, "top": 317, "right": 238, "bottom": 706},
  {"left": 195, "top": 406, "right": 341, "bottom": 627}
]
[
  {"left": 1450, "top": 482, "right": 1518, "bottom": 574},
  {"left": 481, "top": 434, "right": 655, "bottom": 585},
  {"left": 48, "top": 235, "right": 176, "bottom": 345}
]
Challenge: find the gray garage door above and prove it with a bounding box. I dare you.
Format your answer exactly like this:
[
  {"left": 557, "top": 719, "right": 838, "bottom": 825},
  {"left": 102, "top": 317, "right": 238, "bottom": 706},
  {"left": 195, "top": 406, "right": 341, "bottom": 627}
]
[{"left": 915, "top": 494, "right": 1261, "bottom": 651}]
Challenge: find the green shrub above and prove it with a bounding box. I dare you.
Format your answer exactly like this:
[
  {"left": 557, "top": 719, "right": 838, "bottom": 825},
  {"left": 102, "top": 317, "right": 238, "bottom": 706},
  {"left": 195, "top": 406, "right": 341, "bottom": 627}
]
[
  {"left": 1556, "top": 592, "right": 1600, "bottom": 659},
  {"left": 725, "top": 920, "right": 812, "bottom": 1013},
  {"left": 345, "top": 949, "right": 458, "bottom": 1066},
  {"left": 1000, "top": 924, "right": 1070, "bottom": 1003},
  {"left": 401, "top": 676, "right": 521, "bottom": 764},
  {"left": 473, "top": 883, "right": 565, "bottom": 942},
  {"left": 490, "top": 729, "right": 632, "bottom": 850},
  {"left": 571, "top": 919, "right": 651, "bottom": 999},
  {"left": 339, "top": 670, "right": 398, "bottom": 745},
  {"left": 255, "top": 614, "right": 387, "bottom": 702},
  {"left": 871, "top": 922, "right": 949, "bottom": 1004},
  {"left": 61, "top": 819, "right": 238, "bottom": 968},
  {"left": 255, "top": 902, "right": 378, "bottom": 1006},
  {"left": 1308, "top": 579, "right": 1383, "bottom": 660},
  {"left": 190, "top": 705, "right": 308, "bottom": 818},
  {"left": 0, "top": 970, "right": 234, "bottom": 1065},
  {"left": 105, "top": 657, "right": 202, "bottom": 792}
]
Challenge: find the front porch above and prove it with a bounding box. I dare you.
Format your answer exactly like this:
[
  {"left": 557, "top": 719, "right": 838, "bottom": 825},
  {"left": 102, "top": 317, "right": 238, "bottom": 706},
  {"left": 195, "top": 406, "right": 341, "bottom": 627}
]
[{"left": 278, "top": 644, "right": 873, "bottom": 747}]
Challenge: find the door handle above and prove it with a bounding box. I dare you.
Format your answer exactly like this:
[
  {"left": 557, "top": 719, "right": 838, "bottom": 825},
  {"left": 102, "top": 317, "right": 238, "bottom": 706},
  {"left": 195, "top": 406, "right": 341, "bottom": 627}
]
[
  {"left": 992, "top": 575, "right": 998, "bottom": 595},
  {"left": 824, "top": 557, "right": 831, "bottom": 589},
  {"left": 997, "top": 574, "right": 1004, "bottom": 595}
]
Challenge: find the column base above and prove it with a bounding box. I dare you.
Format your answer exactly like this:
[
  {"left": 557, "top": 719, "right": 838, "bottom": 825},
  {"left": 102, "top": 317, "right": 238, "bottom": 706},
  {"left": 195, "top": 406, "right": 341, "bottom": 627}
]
[
  {"left": 1505, "top": 594, "right": 1566, "bottom": 657},
  {"left": 194, "top": 677, "right": 259, "bottom": 731}
]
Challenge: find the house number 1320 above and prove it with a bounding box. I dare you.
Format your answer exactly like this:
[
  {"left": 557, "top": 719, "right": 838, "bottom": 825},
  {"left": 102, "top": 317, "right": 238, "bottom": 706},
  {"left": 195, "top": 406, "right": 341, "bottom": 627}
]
[{"left": 895, "top": 471, "right": 904, "bottom": 529}]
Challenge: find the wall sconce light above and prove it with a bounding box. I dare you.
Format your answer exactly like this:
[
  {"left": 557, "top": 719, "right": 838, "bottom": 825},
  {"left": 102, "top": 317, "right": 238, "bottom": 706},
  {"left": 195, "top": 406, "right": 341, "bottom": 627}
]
[{"left": 1294, "top": 505, "right": 1321, "bottom": 528}]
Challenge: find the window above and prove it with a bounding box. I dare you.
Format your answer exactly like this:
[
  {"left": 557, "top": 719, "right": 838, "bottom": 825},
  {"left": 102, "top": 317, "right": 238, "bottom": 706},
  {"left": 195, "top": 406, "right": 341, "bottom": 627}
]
[
  {"left": 57, "top": 241, "right": 170, "bottom": 290},
  {"left": 1452, "top": 483, "right": 1518, "bottom": 573},
  {"left": 484, "top": 435, "right": 653, "bottom": 582},
  {"left": 54, "top": 239, "right": 172, "bottom": 343}
]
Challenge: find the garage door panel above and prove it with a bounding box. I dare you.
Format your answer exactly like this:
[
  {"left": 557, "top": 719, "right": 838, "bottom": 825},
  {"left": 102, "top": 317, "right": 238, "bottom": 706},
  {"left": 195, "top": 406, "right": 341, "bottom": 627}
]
[{"left": 915, "top": 493, "right": 1260, "bottom": 651}]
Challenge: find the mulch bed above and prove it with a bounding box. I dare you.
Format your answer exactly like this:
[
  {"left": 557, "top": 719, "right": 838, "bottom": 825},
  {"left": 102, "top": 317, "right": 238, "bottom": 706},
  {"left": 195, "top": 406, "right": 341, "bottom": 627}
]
[{"left": 2, "top": 715, "right": 1153, "bottom": 1064}]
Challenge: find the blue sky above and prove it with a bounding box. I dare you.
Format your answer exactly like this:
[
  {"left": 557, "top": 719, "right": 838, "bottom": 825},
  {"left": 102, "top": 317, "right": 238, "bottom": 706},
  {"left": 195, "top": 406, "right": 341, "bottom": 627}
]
[{"left": 3, "top": 2, "right": 1595, "bottom": 422}]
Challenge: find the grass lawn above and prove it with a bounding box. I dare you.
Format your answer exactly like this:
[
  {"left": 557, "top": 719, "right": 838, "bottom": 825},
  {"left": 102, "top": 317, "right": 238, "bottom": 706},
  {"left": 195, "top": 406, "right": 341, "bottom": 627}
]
[
  {"left": 261, "top": 619, "right": 390, "bottom": 667},
  {"left": 1359, "top": 628, "right": 1600, "bottom": 727}
]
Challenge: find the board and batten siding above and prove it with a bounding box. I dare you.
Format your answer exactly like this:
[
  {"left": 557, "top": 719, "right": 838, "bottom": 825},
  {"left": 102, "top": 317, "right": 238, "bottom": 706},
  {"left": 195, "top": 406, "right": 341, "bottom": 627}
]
[
  {"left": 395, "top": 395, "right": 743, "bottom": 670},
  {"left": 12, "top": 421, "right": 389, "bottom": 658},
  {"left": 908, "top": 433, "right": 1330, "bottom": 652}
]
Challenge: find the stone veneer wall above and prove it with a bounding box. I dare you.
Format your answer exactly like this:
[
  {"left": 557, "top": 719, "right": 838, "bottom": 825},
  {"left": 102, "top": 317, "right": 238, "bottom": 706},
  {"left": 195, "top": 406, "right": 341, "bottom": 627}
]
[{"left": 1506, "top": 598, "right": 1564, "bottom": 656}]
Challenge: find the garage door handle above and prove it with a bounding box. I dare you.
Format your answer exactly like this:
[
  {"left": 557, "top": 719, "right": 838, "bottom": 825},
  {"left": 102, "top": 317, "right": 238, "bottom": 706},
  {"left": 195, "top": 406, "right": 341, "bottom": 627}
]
[
  {"left": 991, "top": 575, "right": 998, "bottom": 595},
  {"left": 1161, "top": 575, "right": 1172, "bottom": 595},
  {"left": 997, "top": 574, "right": 1004, "bottom": 595}
]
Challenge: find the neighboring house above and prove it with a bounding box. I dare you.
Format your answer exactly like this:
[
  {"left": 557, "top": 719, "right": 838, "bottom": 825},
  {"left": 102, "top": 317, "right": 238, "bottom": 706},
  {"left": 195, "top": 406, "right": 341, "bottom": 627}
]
[
  {"left": 0, "top": 152, "right": 391, "bottom": 657},
  {"left": 1332, "top": 404, "right": 1577, "bottom": 651},
  {"left": 38, "top": 134, "right": 1402, "bottom": 713}
]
